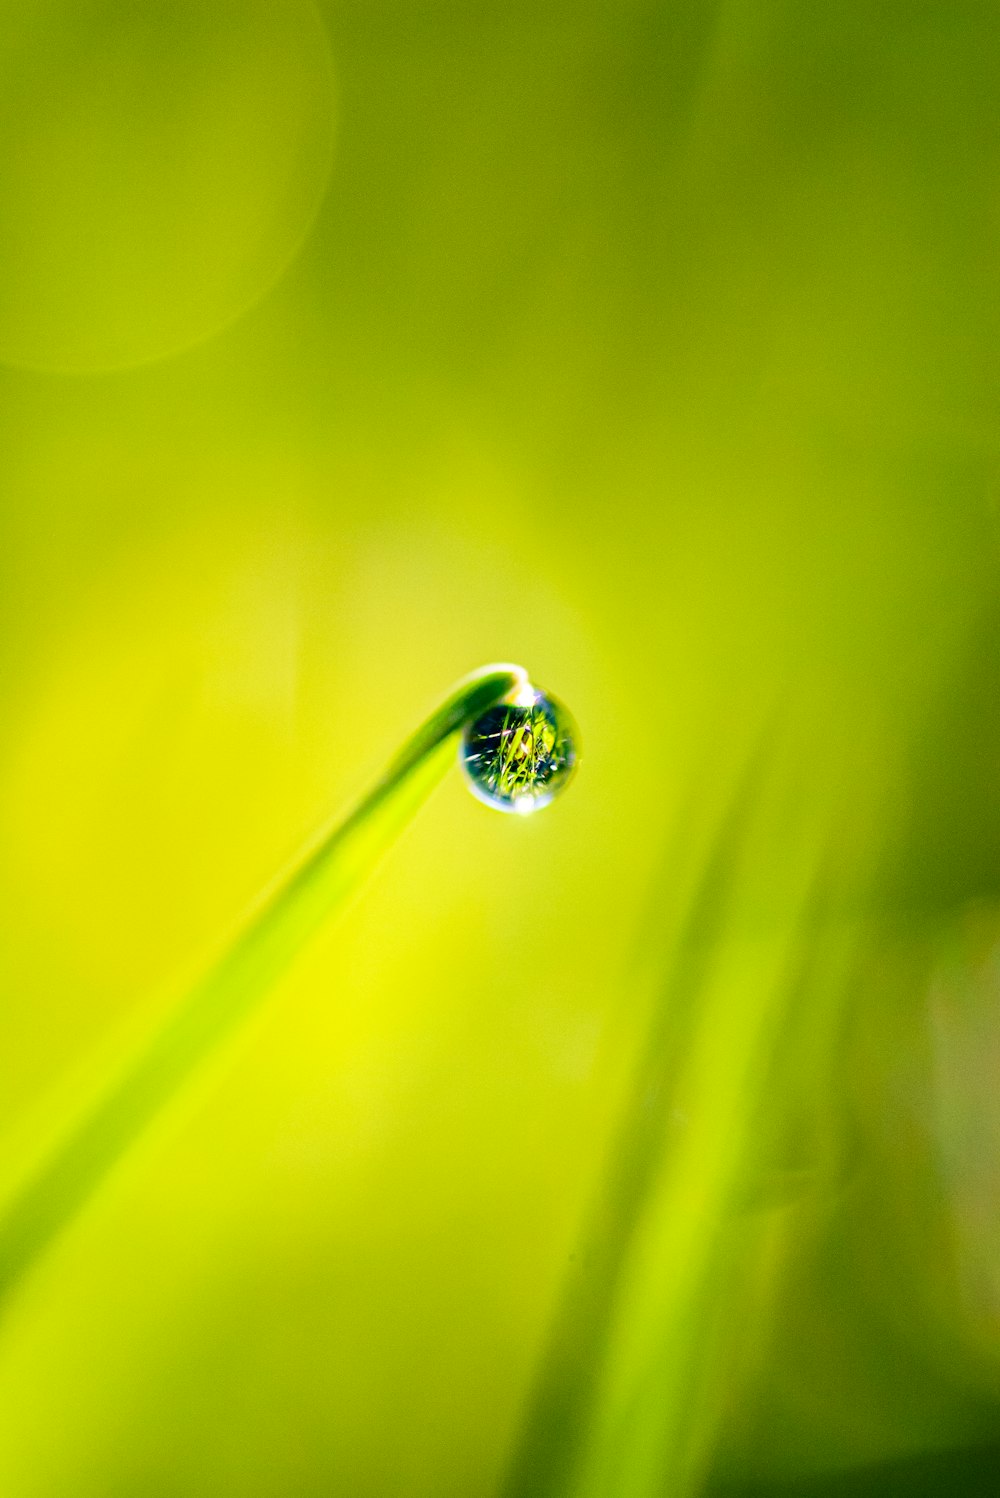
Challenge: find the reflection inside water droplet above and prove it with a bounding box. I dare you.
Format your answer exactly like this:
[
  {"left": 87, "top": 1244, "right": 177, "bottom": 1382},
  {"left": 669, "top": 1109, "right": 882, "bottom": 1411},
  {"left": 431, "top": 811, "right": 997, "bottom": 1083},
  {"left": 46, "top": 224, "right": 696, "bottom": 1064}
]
[{"left": 460, "top": 685, "right": 578, "bottom": 814}]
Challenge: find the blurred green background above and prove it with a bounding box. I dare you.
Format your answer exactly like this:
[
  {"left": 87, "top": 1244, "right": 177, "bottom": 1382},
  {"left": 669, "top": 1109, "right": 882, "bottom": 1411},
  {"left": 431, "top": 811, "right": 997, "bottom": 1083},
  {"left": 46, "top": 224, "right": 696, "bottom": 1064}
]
[{"left": 0, "top": 2, "right": 998, "bottom": 1495}]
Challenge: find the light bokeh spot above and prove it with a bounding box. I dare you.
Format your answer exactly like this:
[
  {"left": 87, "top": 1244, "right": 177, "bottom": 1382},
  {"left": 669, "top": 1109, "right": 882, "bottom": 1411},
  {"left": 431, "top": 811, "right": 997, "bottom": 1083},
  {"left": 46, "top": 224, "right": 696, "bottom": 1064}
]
[{"left": 0, "top": 0, "right": 336, "bottom": 372}]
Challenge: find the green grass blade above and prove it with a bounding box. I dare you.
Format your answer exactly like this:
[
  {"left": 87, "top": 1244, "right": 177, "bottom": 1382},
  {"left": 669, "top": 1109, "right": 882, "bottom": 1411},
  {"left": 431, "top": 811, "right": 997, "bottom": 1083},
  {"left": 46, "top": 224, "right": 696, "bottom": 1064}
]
[
  {"left": 500, "top": 764, "right": 763, "bottom": 1498},
  {"left": 501, "top": 734, "right": 851, "bottom": 1498},
  {"left": 0, "top": 664, "right": 527, "bottom": 1310}
]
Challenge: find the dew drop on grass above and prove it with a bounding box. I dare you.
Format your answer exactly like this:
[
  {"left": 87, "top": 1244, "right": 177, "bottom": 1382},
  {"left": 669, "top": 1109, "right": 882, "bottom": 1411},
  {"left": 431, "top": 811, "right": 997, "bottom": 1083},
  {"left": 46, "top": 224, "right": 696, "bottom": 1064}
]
[{"left": 460, "top": 683, "right": 578, "bottom": 814}]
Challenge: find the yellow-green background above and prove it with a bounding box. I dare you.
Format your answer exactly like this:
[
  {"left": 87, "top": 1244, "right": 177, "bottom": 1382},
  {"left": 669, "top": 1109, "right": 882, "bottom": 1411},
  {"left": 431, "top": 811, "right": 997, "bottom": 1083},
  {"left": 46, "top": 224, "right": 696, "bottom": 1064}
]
[{"left": 0, "top": 3, "right": 998, "bottom": 1495}]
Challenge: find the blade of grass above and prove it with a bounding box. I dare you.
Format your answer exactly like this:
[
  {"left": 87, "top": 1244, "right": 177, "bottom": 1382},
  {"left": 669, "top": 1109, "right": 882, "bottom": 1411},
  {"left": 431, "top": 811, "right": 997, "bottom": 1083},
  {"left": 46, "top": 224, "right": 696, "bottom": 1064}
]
[
  {"left": 0, "top": 663, "right": 527, "bottom": 1311},
  {"left": 500, "top": 755, "right": 765, "bottom": 1498},
  {"left": 501, "top": 734, "right": 852, "bottom": 1498}
]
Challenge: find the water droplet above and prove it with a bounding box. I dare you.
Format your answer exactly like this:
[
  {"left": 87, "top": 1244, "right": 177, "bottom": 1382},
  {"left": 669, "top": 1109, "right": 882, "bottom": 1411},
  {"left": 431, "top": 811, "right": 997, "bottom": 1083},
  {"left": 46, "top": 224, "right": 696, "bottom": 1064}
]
[{"left": 460, "top": 685, "right": 578, "bottom": 814}]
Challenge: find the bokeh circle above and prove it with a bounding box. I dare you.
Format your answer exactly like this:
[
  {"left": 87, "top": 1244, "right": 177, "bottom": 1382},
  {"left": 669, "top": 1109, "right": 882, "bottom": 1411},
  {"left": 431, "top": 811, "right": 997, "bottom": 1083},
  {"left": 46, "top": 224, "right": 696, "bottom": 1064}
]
[{"left": 0, "top": 0, "right": 336, "bottom": 373}]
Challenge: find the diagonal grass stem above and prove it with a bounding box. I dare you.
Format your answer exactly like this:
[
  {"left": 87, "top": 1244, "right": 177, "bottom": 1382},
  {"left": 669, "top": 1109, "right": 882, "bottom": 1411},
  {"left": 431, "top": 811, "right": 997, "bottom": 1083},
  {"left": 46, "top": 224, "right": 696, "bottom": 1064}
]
[{"left": 0, "top": 664, "right": 528, "bottom": 1311}]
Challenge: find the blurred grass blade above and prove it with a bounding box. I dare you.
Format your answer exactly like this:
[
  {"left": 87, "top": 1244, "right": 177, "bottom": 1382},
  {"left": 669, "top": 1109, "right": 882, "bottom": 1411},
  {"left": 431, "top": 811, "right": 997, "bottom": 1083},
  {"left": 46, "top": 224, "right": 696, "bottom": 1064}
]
[
  {"left": 500, "top": 756, "right": 766, "bottom": 1498},
  {"left": 0, "top": 664, "right": 527, "bottom": 1311},
  {"left": 502, "top": 735, "right": 850, "bottom": 1498}
]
